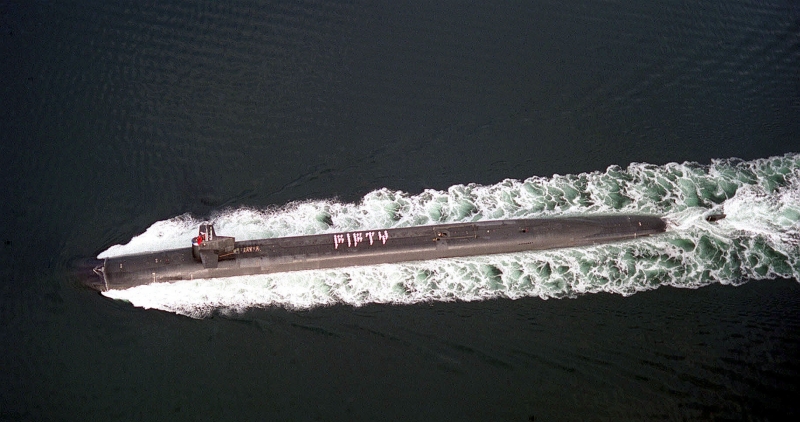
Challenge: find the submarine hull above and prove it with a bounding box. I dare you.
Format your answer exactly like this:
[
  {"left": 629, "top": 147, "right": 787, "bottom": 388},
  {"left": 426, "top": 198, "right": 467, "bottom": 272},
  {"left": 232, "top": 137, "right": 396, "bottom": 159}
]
[{"left": 91, "top": 215, "right": 667, "bottom": 292}]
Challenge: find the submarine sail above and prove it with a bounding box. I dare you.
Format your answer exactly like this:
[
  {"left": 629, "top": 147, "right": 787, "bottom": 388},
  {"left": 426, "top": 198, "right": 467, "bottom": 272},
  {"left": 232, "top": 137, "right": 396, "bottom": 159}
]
[{"left": 86, "top": 214, "right": 667, "bottom": 292}]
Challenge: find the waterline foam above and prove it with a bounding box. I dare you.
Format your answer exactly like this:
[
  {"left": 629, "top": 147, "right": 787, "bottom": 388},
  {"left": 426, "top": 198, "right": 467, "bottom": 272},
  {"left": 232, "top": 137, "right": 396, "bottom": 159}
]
[{"left": 100, "top": 154, "right": 800, "bottom": 318}]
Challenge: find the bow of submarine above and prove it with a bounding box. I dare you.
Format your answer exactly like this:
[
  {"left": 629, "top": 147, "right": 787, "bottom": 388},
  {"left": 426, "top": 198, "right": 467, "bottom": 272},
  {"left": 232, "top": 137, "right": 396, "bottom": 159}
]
[{"left": 72, "top": 258, "right": 108, "bottom": 292}]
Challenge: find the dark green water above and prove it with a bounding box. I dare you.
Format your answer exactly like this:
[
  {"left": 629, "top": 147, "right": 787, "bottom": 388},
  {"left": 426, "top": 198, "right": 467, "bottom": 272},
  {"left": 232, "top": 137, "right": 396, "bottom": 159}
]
[{"left": 2, "top": 0, "right": 798, "bottom": 420}]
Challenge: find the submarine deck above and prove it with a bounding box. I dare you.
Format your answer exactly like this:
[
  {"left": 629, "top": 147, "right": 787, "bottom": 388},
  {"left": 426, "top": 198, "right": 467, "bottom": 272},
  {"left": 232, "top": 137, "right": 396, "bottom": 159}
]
[{"left": 91, "top": 215, "right": 667, "bottom": 291}]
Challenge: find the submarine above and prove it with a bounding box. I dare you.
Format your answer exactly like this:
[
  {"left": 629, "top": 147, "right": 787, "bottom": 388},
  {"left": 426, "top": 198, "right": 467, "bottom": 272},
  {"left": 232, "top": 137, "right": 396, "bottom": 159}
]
[{"left": 85, "top": 214, "right": 668, "bottom": 292}]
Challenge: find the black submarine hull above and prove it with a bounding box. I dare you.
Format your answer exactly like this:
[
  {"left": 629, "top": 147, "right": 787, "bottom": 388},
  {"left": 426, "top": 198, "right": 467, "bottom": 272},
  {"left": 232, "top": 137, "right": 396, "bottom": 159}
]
[{"left": 87, "top": 215, "right": 667, "bottom": 292}]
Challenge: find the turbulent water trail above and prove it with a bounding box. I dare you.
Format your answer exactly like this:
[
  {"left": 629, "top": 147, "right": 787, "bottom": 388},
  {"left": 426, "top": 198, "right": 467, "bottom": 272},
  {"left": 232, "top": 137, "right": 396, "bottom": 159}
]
[{"left": 100, "top": 154, "right": 800, "bottom": 317}]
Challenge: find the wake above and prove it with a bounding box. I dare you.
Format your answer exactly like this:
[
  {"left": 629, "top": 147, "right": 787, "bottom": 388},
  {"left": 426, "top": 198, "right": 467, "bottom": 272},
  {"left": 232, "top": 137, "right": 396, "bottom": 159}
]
[{"left": 100, "top": 154, "right": 800, "bottom": 318}]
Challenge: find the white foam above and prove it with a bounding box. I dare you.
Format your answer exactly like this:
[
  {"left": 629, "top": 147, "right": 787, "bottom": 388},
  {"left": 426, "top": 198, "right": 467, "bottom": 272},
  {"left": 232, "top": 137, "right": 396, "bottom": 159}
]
[{"left": 100, "top": 154, "right": 800, "bottom": 318}]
